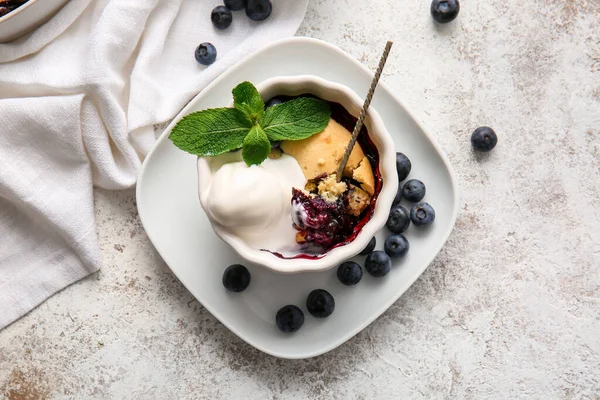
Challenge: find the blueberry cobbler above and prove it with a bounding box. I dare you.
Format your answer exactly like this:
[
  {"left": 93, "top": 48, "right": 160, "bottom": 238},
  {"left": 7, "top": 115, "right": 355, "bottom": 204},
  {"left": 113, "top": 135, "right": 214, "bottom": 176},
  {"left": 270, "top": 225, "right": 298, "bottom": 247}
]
[{"left": 170, "top": 81, "right": 382, "bottom": 258}]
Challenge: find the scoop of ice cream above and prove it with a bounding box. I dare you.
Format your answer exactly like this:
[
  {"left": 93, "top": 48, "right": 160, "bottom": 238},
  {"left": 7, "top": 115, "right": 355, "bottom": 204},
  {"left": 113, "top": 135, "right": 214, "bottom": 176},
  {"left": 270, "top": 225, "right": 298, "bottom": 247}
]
[
  {"left": 205, "top": 162, "right": 284, "bottom": 233},
  {"left": 201, "top": 154, "right": 307, "bottom": 254}
]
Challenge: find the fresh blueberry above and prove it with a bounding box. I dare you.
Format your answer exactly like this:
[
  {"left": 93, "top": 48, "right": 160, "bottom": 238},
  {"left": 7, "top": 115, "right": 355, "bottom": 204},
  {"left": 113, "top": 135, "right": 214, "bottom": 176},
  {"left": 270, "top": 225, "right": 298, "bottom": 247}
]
[
  {"left": 365, "top": 251, "right": 392, "bottom": 277},
  {"left": 359, "top": 236, "right": 376, "bottom": 255},
  {"left": 246, "top": 0, "right": 272, "bottom": 21},
  {"left": 471, "top": 126, "right": 498, "bottom": 152},
  {"left": 195, "top": 42, "right": 217, "bottom": 66},
  {"left": 224, "top": 0, "right": 247, "bottom": 11},
  {"left": 276, "top": 305, "right": 304, "bottom": 333},
  {"left": 306, "top": 289, "right": 335, "bottom": 318},
  {"left": 222, "top": 264, "right": 251, "bottom": 292},
  {"left": 384, "top": 234, "right": 410, "bottom": 258},
  {"left": 337, "top": 261, "right": 363, "bottom": 286},
  {"left": 430, "top": 0, "right": 460, "bottom": 24},
  {"left": 386, "top": 206, "right": 410, "bottom": 234},
  {"left": 211, "top": 6, "right": 233, "bottom": 29},
  {"left": 402, "top": 179, "right": 426, "bottom": 202},
  {"left": 410, "top": 202, "right": 436, "bottom": 226},
  {"left": 265, "top": 97, "right": 285, "bottom": 109},
  {"left": 396, "top": 152, "right": 412, "bottom": 182}
]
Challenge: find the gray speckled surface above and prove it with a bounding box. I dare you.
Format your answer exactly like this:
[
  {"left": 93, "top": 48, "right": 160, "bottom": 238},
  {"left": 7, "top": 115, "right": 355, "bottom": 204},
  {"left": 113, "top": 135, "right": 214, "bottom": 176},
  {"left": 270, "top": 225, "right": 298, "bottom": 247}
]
[{"left": 2, "top": 0, "right": 600, "bottom": 398}]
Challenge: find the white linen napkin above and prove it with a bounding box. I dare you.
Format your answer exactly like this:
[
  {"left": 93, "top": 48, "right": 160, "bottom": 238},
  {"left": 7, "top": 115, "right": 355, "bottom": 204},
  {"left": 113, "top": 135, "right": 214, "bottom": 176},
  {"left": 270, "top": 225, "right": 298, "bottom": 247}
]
[{"left": 0, "top": 0, "right": 308, "bottom": 329}]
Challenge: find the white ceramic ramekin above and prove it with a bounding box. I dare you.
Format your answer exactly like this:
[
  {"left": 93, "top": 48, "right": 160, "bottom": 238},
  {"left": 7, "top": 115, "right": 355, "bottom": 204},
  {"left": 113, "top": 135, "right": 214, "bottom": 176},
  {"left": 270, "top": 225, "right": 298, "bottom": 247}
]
[
  {"left": 0, "top": 0, "right": 69, "bottom": 43},
  {"left": 197, "top": 75, "right": 398, "bottom": 274}
]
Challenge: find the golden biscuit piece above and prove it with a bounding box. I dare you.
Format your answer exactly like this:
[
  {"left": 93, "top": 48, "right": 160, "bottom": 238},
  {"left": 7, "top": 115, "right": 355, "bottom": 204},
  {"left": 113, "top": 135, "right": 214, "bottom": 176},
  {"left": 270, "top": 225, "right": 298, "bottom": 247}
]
[
  {"left": 352, "top": 157, "right": 375, "bottom": 196},
  {"left": 281, "top": 119, "right": 375, "bottom": 195},
  {"left": 346, "top": 185, "right": 371, "bottom": 216}
]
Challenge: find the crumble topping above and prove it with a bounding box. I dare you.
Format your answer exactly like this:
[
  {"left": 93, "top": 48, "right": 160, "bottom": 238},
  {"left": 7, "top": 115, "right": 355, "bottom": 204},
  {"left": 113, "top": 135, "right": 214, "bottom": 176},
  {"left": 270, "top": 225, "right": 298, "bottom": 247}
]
[
  {"left": 304, "top": 180, "right": 317, "bottom": 192},
  {"left": 346, "top": 185, "right": 371, "bottom": 217},
  {"left": 317, "top": 174, "right": 347, "bottom": 203}
]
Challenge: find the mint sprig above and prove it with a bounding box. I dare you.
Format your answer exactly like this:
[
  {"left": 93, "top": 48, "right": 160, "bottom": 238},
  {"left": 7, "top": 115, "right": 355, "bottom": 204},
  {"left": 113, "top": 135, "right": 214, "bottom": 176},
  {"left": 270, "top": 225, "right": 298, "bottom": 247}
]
[{"left": 169, "top": 81, "right": 331, "bottom": 166}]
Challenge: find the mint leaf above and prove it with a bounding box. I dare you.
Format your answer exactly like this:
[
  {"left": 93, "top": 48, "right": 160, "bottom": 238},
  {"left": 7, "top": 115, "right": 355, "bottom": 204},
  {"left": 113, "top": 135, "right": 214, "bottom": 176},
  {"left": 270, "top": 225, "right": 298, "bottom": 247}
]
[
  {"left": 261, "top": 97, "right": 331, "bottom": 141},
  {"left": 242, "top": 125, "right": 270, "bottom": 166},
  {"left": 232, "top": 81, "right": 264, "bottom": 123},
  {"left": 169, "top": 82, "right": 332, "bottom": 166},
  {"left": 169, "top": 108, "right": 251, "bottom": 157}
]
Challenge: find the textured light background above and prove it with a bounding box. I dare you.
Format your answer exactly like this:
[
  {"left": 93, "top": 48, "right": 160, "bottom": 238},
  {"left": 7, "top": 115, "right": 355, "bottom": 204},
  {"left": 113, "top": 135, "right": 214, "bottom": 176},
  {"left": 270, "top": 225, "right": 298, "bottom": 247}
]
[{"left": 2, "top": 0, "right": 600, "bottom": 398}]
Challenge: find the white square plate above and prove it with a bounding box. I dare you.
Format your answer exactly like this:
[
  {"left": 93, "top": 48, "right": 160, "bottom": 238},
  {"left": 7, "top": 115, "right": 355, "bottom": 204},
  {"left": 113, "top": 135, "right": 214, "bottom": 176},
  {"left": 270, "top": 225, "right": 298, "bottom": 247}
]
[{"left": 136, "top": 37, "right": 459, "bottom": 359}]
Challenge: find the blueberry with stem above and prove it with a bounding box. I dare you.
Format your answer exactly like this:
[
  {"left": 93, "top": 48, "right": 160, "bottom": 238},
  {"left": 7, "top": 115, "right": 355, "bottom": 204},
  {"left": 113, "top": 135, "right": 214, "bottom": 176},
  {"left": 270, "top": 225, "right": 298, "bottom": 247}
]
[
  {"left": 410, "top": 202, "right": 436, "bottom": 226},
  {"left": 471, "top": 127, "right": 498, "bottom": 152},
  {"left": 195, "top": 43, "right": 217, "bottom": 65}
]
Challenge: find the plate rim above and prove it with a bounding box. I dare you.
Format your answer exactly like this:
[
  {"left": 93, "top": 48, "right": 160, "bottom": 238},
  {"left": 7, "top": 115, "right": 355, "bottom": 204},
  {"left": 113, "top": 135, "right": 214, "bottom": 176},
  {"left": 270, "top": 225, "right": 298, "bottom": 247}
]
[{"left": 136, "top": 37, "right": 460, "bottom": 359}]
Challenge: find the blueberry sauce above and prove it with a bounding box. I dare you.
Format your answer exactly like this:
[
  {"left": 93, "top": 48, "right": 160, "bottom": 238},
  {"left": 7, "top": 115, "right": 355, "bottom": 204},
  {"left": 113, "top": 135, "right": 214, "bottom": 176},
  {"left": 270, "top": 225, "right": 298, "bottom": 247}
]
[{"left": 291, "top": 187, "right": 354, "bottom": 250}]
